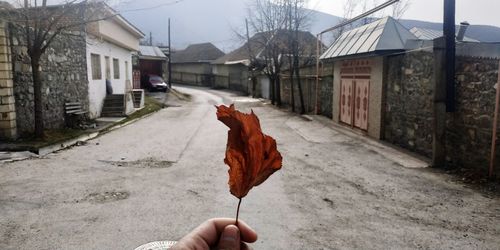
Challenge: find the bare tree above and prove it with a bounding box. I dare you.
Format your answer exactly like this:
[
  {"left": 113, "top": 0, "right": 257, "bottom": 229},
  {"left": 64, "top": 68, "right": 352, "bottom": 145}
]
[
  {"left": 244, "top": 0, "right": 312, "bottom": 109},
  {"left": 391, "top": 0, "right": 411, "bottom": 19},
  {"left": 286, "top": 0, "right": 313, "bottom": 114},
  {"left": 3, "top": 0, "right": 109, "bottom": 138},
  {"left": 331, "top": 0, "right": 359, "bottom": 40},
  {"left": 245, "top": 0, "right": 290, "bottom": 106}
]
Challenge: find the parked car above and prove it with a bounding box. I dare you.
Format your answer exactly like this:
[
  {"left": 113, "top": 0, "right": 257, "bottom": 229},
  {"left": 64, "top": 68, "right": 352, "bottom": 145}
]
[{"left": 144, "top": 74, "right": 169, "bottom": 92}]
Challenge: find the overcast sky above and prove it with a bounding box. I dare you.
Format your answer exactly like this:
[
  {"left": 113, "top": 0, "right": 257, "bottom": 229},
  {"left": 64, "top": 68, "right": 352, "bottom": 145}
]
[
  {"left": 8, "top": 0, "right": 500, "bottom": 28},
  {"left": 308, "top": 0, "right": 500, "bottom": 27}
]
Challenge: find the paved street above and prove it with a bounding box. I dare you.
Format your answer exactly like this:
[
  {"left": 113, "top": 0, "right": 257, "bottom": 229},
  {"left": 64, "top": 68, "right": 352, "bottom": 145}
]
[{"left": 1, "top": 86, "right": 499, "bottom": 250}]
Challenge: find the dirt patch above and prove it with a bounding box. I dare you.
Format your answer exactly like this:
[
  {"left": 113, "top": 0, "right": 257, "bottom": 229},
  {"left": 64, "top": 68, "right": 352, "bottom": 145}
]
[
  {"left": 100, "top": 158, "right": 175, "bottom": 169},
  {"left": 80, "top": 191, "right": 130, "bottom": 204},
  {"left": 322, "top": 198, "right": 335, "bottom": 209},
  {"left": 1, "top": 221, "right": 20, "bottom": 245}
]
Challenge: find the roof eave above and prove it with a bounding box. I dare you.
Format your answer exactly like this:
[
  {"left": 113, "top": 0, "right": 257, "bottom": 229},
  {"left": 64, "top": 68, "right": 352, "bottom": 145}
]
[{"left": 320, "top": 50, "right": 405, "bottom": 62}]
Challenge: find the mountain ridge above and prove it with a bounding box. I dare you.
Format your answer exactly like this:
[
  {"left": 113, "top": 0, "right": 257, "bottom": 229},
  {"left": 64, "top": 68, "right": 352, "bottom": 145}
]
[{"left": 115, "top": 0, "right": 500, "bottom": 52}]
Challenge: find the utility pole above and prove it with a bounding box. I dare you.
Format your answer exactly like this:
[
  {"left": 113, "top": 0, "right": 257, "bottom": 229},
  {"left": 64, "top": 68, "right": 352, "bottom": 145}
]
[
  {"left": 149, "top": 31, "right": 153, "bottom": 46},
  {"left": 245, "top": 18, "right": 256, "bottom": 97},
  {"left": 168, "top": 18, "right": 172, "bottom": 88},
  {"left": 432, "top": 0, "right": 456, "bottom": 168},
  {"left": 444, "top": 0, "right": 456, "bottom": 112}
]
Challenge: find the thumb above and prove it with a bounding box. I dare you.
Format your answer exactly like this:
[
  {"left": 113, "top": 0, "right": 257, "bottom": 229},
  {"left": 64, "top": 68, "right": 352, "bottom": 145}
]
[{"left": 217, "top": 225, "right": 241, "bottom": 250}]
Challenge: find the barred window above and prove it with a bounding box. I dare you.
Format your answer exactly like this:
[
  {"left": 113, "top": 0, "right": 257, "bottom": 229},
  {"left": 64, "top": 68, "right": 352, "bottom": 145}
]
[
  {"left": 113, "top": 58, "right": 120, "bottom": 79},
  {"left": 90, "top": 54, "right": 102, "bottom": 80}
]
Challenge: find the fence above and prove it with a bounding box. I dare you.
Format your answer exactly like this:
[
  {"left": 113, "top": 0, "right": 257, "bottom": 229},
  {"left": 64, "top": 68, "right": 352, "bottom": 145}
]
[{"left": 171, "top": 72, "right": 214, "bottom": 87}]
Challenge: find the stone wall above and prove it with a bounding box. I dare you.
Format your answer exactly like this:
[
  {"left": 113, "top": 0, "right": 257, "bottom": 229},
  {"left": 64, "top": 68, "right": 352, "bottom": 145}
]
[
  {"left": 384, "top": 48, "right": 500, "bottom": 174},
  {"left": 447, "top": 56, "right": 500, "bottom": 173},
  {"left": 281, "top": 64, "right": 333, "bottom": 116},
  {"left": 9, "top": 24, "right": 89, "bottom": 137},
  {"left": 0, "top": 20, "right": 17, "bottom": 140},
  {"left": 384, "top": 51, "right": 434, "bottom": 157}
]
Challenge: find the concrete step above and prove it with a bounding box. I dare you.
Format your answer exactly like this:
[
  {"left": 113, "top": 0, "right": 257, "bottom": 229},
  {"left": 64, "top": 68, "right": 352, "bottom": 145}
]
[
  {"left": 100, "top": 112, "right": 125, "bottom": 117},
  {"left": 101, "top": 94, "right": 125, "bottom": 117},
  {"left": 103, "top": 101, "right": 124, "bottom": 107},
  {"left": 102, "top": 107, "right": 124, "bottom": 112}
]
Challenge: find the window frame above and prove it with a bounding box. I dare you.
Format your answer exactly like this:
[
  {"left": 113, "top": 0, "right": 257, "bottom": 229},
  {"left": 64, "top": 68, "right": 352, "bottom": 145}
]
[
  {"left": 113, "top": 58, "right": 120, "bottom": 79},
  {"left": 90, "top": 53, "right": 102, "bottom": 80}
]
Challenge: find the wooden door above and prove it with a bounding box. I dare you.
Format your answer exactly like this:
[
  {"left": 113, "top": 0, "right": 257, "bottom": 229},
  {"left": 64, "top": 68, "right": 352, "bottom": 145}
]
[
  {"left": 340, "top": 79, "right": 353, "bottom": 125},
  {"left": 354, "top": 79, "right": 369, "bottom": 130}
]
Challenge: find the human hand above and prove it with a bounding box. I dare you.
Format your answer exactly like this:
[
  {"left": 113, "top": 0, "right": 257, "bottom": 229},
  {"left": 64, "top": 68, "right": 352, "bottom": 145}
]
[{"left": 170, "top": 218, "right": 258, "bottom": 250}]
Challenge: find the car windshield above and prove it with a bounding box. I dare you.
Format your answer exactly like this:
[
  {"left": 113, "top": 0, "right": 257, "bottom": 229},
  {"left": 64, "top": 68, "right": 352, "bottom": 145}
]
[{"left": 150, "top": 76, "right": 163, "bottom": 82}]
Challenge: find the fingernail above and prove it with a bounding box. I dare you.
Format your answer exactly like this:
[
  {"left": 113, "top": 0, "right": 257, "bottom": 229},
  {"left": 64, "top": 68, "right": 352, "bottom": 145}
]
[{"left": 218, "top": 225, "right": 240, "bottom": 249}]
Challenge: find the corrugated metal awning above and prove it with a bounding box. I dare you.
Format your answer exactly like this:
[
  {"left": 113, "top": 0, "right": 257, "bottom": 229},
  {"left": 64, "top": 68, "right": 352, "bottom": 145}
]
[
  {"left": 409, "top": 27, "right": 479, "bottom": 42},
  {"left": 139, "top": 46, "right": 167, "bottom": 60},
  {"left": 320, "top": 16, "right": 417, "bottom": 60}
]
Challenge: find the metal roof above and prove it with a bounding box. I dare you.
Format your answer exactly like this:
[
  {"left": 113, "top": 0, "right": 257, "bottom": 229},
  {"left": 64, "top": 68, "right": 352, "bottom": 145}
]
[
  {"left": 320, "top": 16, "right": 417, "bottom": 60},
  {"left": 139, "top": 46, "right": 167, "bottom": 60},
  {"left": 409, "top": 27, "right": 479, "bottom": 42},
  {"left": 456, "top": 42, "right": 500, "bottom": 59}
]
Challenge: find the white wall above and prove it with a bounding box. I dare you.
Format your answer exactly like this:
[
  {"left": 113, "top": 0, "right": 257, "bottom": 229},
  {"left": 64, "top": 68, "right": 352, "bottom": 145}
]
[{"left": 86, "top": 35, "right": 133, "bottom": 119}]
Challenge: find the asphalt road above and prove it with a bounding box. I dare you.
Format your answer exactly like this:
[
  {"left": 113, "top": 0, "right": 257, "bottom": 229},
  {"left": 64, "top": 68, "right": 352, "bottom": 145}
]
[{"left": 1, "top": 86, "right": 499, "bottom": 250}]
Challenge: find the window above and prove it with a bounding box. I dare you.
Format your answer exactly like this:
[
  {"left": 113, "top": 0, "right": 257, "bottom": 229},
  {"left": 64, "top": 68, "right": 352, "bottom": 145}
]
[
  {"left": 125, "top": 61, "right": 129, "bottom": 80},
  {"left": 90, "top": 54, "right": 101, "bottom": 80},
  {"left": 113, "top": 58, "right": 120, "bottom": 79},
  {"left": 105, "top": 56, "right": 111, "bottom": 80}
]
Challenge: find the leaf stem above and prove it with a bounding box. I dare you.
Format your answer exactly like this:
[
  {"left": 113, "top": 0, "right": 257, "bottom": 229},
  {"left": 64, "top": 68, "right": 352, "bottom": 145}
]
[{"left": 235, "top": 198, "right": 242, "bottom": 227}]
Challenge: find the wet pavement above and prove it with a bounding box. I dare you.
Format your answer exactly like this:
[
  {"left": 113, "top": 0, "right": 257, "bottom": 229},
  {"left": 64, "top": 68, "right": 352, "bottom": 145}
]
[{"left": 1, "top": 86, "right": 499, "bottom": 250}]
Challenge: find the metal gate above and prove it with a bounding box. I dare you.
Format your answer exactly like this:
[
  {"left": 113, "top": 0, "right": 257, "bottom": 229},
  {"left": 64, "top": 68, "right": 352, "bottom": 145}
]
[
  {"left": 339, "top": 59, "right": 371, "bottom": 131},
  {"left": 133, "top": 70, "right": 141, "bottom": 89}
]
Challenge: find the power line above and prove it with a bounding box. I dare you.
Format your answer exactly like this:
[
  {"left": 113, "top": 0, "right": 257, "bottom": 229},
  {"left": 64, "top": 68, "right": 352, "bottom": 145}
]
[{"left": 118, "top": 0, "right": 186, "bottom": 13}]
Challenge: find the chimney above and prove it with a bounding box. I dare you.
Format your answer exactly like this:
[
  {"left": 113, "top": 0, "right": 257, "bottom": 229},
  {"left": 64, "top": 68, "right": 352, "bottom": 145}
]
[{"left": 456, "top": 21, "right": 470, "bottom": 41}]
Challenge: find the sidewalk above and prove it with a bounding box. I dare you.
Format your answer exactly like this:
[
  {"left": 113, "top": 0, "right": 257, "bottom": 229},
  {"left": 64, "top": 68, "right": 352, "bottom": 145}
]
[{"left": 0, "top": 91, "right": 173, "bottom": 162}]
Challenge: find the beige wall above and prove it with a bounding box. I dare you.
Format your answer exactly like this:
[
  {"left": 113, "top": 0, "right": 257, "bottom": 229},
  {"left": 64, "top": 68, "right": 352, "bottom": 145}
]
[
  {"left": 87, "top": 18, "right": 140, "bottom": 51},
  {"left": 331, "top": 56, "right": 385, "bottom": 139},
  {"left": 0, "top": 20, "right": 17, "bottom": 140},
  {"left": 368, "top": 56, "right": 384, "bottom": 139},
  {"left": 332, "top": 61, "right": 341, "bottom": 124},
  {"left": 172, "top": 63, "right": 212, "bottom": 75}
]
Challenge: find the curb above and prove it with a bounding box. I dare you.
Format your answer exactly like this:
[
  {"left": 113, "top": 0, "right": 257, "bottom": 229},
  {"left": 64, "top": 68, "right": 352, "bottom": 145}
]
[{"left": 35, "top": 109, "right": 163, "bottom": 157}]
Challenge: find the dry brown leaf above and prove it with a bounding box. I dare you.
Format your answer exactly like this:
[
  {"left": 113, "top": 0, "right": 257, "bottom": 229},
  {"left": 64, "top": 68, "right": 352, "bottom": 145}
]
[{"left": 216, "top": 104, "right": 282, "bottom": 198}]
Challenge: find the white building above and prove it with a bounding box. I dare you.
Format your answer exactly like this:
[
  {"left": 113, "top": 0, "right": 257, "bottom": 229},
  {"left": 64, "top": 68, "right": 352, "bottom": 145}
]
[{"left": 85, "top": 6, "right": 144, "bottom": 118}]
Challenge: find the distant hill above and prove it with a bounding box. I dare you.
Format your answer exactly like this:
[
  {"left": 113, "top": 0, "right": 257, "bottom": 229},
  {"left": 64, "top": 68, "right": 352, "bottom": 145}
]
[
  {"left": 399, "top": 19, "right": 500, "bottom": 42},
  {"left": 115, "top": 0, "right": 500, "bottom": 52}
]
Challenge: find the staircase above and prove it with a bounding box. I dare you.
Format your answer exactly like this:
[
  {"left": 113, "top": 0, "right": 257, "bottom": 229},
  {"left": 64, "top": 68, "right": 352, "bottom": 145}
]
[
  {"left": 101, "top": 94, "right": 125, "bottom": 117},
  {"left": 133, "top": 90, "right": 142, "bottom": 108}
]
